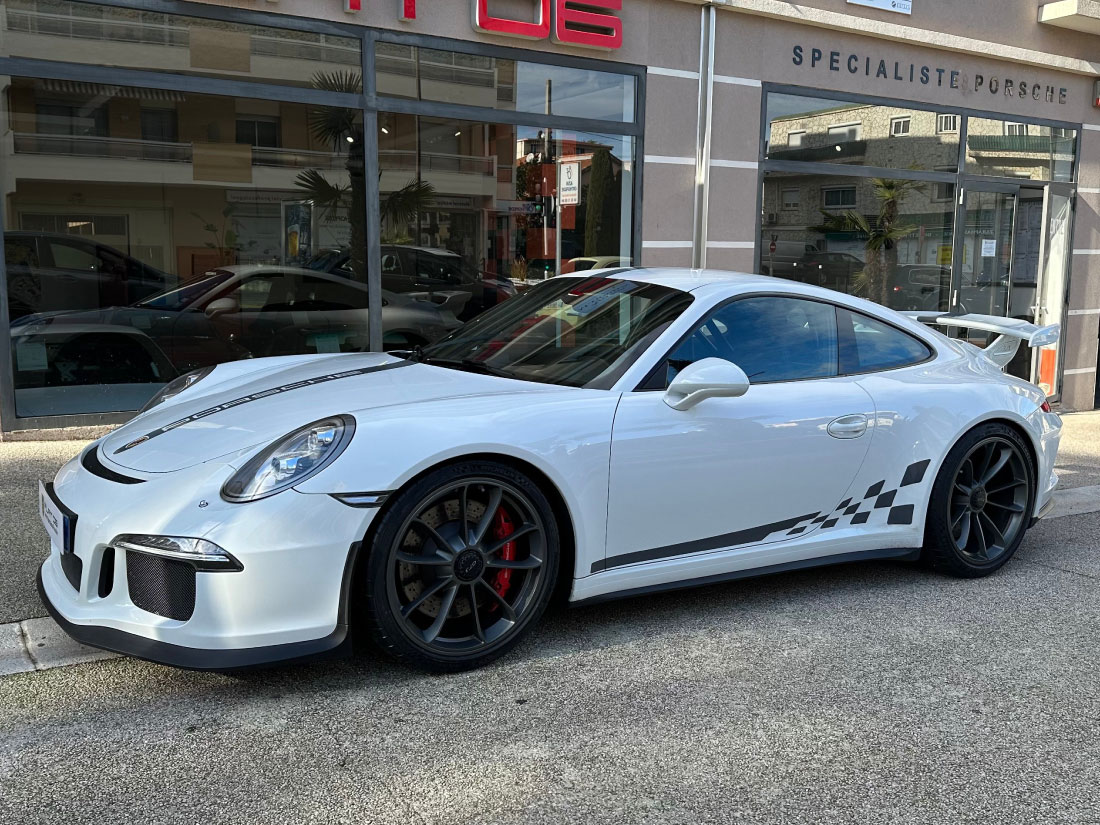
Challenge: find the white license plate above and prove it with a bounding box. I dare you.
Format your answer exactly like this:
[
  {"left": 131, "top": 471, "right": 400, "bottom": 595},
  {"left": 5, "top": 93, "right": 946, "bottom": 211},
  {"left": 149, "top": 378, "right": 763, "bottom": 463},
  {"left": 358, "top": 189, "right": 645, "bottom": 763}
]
[{"left": 39, "top": 481, "right": 71, "bottom": 553}]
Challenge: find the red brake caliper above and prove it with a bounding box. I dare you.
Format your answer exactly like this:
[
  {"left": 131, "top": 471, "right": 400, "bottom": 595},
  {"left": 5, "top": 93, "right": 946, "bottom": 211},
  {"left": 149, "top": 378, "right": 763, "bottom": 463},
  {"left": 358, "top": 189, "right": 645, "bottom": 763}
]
[{"left": 490, "top": 507, "right": 516, "bottom": 598}]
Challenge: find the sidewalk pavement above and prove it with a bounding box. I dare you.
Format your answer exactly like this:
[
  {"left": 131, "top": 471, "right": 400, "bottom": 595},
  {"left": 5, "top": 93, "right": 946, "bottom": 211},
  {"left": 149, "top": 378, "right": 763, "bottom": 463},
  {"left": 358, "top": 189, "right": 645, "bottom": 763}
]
[{"left": 3, "top": 412, "right": 1100, "bottom": 627}]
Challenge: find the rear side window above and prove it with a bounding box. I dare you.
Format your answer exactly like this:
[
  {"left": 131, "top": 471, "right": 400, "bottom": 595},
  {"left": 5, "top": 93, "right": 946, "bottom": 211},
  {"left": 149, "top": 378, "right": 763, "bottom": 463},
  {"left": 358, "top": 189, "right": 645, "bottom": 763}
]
[{"left": 838, "top": 308, "right": 932, "bottom": 374}]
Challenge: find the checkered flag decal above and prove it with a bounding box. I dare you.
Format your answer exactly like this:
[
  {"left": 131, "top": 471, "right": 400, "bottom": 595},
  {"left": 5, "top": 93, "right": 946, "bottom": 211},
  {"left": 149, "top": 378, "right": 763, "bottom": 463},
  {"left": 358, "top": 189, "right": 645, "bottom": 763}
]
[{"left": 786, "top": 459, "right": 931, "bottom": 536}]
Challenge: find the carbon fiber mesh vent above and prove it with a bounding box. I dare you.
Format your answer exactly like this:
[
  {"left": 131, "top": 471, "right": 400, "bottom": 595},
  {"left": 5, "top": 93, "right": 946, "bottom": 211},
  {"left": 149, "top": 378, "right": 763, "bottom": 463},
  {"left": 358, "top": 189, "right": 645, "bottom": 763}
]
[{"left": 126, "top": 551, "right": 196, "bottom": 621}]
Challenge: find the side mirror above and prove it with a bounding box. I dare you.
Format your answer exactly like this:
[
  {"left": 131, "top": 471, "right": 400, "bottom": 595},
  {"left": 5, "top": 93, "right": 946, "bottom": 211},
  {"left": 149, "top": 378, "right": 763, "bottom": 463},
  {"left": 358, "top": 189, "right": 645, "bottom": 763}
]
[
  {"left": 205, "top": 297, "right": 238, "bottom": 318},
  {"left": 663, "top": 357, "right": 750, "bottom": 411}
]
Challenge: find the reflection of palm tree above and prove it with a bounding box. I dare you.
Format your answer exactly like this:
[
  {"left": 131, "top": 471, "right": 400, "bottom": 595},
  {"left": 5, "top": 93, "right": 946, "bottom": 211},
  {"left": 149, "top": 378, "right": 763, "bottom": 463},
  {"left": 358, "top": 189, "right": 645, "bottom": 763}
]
[
  {"left": 813, "top": 178, "right": 923, "bottom": 304},
  {"left": 294, "top": 71, "right": 434, "bottom": 278}
]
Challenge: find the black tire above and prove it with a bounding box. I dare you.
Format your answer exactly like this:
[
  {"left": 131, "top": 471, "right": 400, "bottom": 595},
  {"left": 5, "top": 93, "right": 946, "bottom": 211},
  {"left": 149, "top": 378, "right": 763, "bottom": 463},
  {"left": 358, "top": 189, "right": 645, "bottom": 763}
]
[
  {"left": 922, "top": 422, "right": 1035, "bottom": 578},
  {"left": 361, "top": 460, "right": 560, "bottom": 672}
]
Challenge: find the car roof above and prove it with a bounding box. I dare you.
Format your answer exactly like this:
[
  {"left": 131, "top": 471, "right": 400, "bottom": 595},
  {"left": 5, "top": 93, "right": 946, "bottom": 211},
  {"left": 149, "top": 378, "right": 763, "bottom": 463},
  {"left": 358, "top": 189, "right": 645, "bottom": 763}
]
[
  {"left": 588, "top": 267, "right": 792, "bottom": 293},
  {"left": 586, "top": 266, "right": 944, "bottom": 341}
]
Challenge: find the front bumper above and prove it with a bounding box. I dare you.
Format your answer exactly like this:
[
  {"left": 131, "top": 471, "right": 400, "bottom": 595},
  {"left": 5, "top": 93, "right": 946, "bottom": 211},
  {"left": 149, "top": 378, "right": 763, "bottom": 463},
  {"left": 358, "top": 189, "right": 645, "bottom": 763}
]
[
  {"left": 37, "top": 567, "right": 349, "bottom": 670},
  {"left": 39, "top": 446, "right": 378, "bottom": 669}
]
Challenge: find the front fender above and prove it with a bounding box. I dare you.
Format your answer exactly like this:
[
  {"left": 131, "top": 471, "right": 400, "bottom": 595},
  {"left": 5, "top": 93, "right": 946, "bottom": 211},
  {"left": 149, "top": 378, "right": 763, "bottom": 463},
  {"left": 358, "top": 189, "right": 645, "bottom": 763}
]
[{"left": 294, "top": 389, "right": 622, "bottom": 580}]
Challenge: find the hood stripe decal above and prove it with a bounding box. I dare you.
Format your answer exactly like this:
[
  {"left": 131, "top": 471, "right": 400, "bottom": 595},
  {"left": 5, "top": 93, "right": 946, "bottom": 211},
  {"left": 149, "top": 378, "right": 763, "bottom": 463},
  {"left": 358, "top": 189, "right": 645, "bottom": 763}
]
[{"left": 114, "top": 359, "right": 411, "bottom": 455}]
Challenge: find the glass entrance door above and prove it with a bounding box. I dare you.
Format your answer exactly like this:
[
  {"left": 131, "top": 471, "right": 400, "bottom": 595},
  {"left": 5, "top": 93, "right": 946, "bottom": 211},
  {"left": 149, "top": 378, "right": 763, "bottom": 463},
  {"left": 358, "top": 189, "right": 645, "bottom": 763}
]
[
  {"left": 951, "top": 184, "right": 1023, "bottom": 373},
  {"left": 1032, "top": 184, "right": 1073, "bottom": 398},
  {"left": 954, "top": 186, "right": 1017, "bottom": 318}
]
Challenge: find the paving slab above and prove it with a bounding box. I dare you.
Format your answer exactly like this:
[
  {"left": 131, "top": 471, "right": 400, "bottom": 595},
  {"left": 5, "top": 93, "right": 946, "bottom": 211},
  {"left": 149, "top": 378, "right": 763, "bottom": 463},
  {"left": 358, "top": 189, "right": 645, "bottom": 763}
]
[
  {"left": 19, "top": 617, "right": 119, "bottom": 670},
  {"left": 0, "top": 621, "right": 31, "bottom": 676}
]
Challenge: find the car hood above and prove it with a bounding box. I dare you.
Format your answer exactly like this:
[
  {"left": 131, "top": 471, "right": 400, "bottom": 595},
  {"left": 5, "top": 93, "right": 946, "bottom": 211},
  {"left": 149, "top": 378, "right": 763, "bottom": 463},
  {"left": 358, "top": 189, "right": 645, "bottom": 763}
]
[{"left": 99, "top": 352, "right": 560, "bottom": 473}]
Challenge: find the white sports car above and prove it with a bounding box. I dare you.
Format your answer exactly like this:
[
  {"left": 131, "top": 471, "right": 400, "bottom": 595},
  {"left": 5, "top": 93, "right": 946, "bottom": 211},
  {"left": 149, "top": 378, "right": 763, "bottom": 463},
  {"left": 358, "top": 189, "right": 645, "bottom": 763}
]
[{"left": 37, "top": 269, "right": 1063, "bottom": 672}]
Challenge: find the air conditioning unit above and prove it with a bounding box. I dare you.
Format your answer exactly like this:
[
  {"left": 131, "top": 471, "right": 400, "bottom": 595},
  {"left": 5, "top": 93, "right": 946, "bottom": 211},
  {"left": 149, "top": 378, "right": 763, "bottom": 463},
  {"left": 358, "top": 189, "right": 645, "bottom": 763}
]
[{"left": 766, "top": 212, "right": 778, "bottom": 225}]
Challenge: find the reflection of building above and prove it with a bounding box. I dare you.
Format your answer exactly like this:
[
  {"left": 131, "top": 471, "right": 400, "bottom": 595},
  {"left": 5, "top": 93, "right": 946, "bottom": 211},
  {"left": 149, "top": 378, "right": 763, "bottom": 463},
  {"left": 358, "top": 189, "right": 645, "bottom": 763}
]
[
  {"left": 10, "top": 0, "right": 1100, "bottom": 431},
  {"left": 3, "top": 77, "right": 352, "bottom": 280}
]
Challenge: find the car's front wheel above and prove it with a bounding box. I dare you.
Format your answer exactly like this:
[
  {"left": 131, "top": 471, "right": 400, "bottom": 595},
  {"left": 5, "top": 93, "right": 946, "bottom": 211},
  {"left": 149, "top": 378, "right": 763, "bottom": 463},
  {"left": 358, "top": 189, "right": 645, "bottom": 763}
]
[
  {"left": 923, "top": 423, "right": 1035, "bottom": 578},
  {"left": 361, "top": 460, "right": 559, "bottom": 672}
]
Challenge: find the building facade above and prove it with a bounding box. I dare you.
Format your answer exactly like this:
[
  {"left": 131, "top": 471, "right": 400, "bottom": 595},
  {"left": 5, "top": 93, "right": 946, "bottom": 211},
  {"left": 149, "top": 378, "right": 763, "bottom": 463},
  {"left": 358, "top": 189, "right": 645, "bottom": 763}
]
[{"left": 1, "top": 0, "right": 1100, "bottom": 435}]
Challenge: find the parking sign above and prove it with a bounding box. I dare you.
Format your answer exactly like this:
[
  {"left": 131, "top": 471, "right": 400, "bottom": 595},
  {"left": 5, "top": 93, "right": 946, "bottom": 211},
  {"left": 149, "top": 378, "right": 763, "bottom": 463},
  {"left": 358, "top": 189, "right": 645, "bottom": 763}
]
[{"left": 560, "top": 162, "right": 580, "bottom": 206}]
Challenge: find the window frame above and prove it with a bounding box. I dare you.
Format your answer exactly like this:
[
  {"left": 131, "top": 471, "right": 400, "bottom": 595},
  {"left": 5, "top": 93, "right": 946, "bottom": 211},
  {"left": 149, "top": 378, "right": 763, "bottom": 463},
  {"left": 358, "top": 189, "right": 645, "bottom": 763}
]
[
  {"left": 636, "top": 292, "right": 938, "bottom": 391},
  {"left": 821, "top": 186, "right": 857, "bottom": 209},
  {"left": 826, "top": 121, "right": 862, "bottom": 143},
  {"left": 787, "top": 130, "right": 806, "bottom": 148},
  {"left": 936, "top": 113, "right": 959, "bottom": 134},
  {"left": 889, "top": 116, "right": 911, "bottom": 137},
  {"left": 780, "top": 188, "right": 800, "bottom": 210}
]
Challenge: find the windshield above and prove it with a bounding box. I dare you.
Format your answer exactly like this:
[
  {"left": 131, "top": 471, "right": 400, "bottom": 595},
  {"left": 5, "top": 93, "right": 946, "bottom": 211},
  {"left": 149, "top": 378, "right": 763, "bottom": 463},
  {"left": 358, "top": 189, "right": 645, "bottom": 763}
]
[
  {"left": 421, "top": 276, "right": 693, "bottom": 387},
  {"left": 306, "top": 248, "right": 344, "bottom": 272},
  {"left": 135, "top": 270, "right": 235, "bottom": 310}
]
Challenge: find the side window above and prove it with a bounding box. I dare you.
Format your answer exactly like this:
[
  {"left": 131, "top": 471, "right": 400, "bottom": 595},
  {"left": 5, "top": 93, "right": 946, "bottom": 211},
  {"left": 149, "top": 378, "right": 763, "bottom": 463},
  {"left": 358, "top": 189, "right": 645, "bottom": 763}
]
[
  {"left": 5, "top": 238, "right": 39, "bottom": 269},
  {"left": 299, "top": 275, "right": 369, "bottom": 310},
  {"left": 838, "top": 308, "right": 932, "bottom": 374},
  {"left": 47, "top": 240, "right": 98, "bottom": 271},
  {"left": 656, "top": 296, "right": 839, "bottom": 387},
  {"left": 381, "top": 253, "right": 402, "bottom": 275}
]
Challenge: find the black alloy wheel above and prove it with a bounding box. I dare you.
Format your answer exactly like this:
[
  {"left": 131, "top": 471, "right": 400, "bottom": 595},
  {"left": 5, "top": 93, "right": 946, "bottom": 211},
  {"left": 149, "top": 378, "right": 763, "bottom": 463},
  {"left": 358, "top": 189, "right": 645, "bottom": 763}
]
[
  {"left": 362, "top": 460, "right": 559, "bottom": 672},
  {"left": 924, "top": 423, "right": 1035, "bottom": 577}
]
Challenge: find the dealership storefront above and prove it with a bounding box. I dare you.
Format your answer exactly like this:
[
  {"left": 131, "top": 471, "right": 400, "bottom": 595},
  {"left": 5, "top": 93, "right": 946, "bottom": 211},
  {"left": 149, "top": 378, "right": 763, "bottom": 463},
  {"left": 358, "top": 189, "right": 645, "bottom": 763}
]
[{"left": 3, "top": 0, "right": 1100, "bottom": 435}]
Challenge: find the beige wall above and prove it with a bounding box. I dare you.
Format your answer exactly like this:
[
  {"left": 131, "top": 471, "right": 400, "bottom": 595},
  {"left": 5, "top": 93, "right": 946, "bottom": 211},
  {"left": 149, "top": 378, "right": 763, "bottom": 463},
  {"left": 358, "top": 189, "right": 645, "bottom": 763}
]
[{"left": 741, "top": 0, "right": 1100, "bottom": 68}]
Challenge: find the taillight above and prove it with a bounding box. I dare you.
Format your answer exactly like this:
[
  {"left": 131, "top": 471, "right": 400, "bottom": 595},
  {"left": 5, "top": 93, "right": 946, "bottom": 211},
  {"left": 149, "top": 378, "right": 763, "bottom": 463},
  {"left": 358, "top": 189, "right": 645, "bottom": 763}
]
[{"left": 1041, "top": 400, "right": 1052, "bottom": 413}]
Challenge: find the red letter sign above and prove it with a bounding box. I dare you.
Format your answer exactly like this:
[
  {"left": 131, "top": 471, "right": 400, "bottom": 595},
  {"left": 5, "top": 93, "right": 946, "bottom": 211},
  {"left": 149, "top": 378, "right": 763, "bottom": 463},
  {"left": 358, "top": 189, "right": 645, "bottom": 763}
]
[
  {"left": 554, "top": 0, "right": 622, "bottom": 49},
  {"left": 473, "top": 0, "right": 552, "bottom": 40}
]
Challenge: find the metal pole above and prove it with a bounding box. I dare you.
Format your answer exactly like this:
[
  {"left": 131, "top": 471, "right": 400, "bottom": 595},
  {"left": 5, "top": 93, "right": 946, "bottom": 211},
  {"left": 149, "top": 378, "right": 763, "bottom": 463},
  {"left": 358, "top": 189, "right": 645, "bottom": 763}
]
[
  {"left": 692, "top": 4, "right": 716, "bottom": 269},
  {"left": 554, "top": 158, "right": 563, "bottom": 278}
]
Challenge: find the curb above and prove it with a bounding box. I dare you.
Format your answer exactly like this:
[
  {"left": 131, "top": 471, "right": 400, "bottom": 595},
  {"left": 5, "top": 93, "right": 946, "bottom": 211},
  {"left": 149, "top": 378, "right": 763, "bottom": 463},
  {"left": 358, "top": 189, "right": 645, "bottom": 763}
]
[{"left": 0, "top": 616, "right": 119, "bottom": 676}]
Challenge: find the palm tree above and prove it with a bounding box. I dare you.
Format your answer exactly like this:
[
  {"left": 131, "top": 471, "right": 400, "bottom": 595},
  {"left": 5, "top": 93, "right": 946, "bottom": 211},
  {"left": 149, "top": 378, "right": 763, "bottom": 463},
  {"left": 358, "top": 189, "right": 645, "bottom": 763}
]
[
  {"left": 813, "top": 178, "right": 924, "bottom": 305},
  {"left": 294, "top": 71, "right": 434, "bottom": 279}
]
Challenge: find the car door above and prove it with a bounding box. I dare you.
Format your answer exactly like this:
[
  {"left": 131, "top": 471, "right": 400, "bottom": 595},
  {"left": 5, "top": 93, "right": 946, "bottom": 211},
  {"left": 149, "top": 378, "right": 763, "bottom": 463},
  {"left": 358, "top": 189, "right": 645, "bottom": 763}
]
[{"left": 602, "top": 295, "right": 877, "bottom": 575}]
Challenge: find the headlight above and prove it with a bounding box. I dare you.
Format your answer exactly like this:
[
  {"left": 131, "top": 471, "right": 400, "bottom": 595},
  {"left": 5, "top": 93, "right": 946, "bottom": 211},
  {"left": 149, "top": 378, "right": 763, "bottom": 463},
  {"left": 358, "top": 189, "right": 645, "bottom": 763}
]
[
  {"left": 221, "top": 415, "right": 355, "bottom": 503},
  {"left": 139, "top": 366, "right": 215, "bottom": 414},
  {"left": 112, "top": 534, "right": 241, "bottom": 572}
]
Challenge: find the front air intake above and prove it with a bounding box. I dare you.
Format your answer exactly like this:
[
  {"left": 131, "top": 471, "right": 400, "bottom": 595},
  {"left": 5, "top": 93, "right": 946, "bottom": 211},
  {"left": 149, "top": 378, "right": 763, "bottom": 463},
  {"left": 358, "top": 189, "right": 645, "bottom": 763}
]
[{"left": 125, "top": 551, "right": 196, "bottom": 621}]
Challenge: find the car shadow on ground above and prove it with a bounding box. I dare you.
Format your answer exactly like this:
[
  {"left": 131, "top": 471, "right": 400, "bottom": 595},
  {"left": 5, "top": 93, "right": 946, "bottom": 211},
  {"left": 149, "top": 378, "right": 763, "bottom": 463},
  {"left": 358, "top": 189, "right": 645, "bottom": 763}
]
[{"left": 217, "top": 557, "right": 935, "bottom": 689}]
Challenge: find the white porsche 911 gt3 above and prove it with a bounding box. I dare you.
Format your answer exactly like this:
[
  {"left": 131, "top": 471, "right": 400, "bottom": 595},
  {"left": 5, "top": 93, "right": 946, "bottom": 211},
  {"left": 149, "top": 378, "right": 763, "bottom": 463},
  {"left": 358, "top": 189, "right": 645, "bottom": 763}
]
[{"left": 36, "top": 269, "right": 1062, "bottom": 672}]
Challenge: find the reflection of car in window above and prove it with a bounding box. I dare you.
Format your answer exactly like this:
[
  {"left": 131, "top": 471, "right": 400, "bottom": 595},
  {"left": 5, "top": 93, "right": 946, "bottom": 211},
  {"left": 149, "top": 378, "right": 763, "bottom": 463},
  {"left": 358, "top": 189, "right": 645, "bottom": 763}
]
[
  {"left": 4, "top": 231, "right": 171, "bottom": 321},
  {"left": 10, "top": 322, "right": 178, "bottom": 416},
  {"left": 306, "top": 245, "right": 517, "bottom": 321},
  {"left": 562, "top": 256, "right": 632, "bottom": 273},
  {"left": 16, "top": 265, "right": 463, "bottom": 373}
]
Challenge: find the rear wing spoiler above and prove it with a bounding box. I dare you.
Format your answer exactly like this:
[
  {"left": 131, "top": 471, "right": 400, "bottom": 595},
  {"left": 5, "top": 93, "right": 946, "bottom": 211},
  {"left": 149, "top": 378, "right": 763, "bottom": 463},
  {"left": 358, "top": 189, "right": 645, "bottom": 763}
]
[{"left": 903, "top": 311, "right": 1060, "bottom": 369}]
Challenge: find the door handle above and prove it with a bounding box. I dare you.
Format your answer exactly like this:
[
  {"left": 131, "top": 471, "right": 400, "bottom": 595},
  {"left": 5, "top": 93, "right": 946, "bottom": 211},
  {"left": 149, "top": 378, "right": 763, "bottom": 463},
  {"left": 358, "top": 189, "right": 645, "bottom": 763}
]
[{"left": 827, "top": 414, "right": 868, "bottom": 439}]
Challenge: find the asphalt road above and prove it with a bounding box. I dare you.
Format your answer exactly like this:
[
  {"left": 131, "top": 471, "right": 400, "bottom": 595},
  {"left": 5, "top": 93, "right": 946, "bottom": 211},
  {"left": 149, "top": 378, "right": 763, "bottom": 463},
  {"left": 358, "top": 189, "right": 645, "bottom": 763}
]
[
  {"left": 2, "top": 501, "right": 1100, "bottom": 822},
  {"left": 2, "top": 415, "right": 1100, "bottom": 823}
]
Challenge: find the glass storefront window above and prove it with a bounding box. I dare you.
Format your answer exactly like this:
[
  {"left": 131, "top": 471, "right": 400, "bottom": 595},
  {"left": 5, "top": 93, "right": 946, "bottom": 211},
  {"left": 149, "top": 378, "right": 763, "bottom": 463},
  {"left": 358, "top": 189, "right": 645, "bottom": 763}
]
[
  {"left": 376, "top": 43, "right": 636, "bottom": 123},
  {"left": 2, "top": 0, "right": 361, "bottom": 88},
  {"left": 374, "top": 111, "right": 634, "bottom": 324},
  {"left": 765, "top": 93, "right": 960, "bottom": 171},
  {"left": 3, "top": 76, "right": 365, "bottom": 417},
  {"left": 965, "top": 118, "right": 1076, "bottom": 182},
  {"left": 761, "top": 171, "right": 955, "bottom": 312}
]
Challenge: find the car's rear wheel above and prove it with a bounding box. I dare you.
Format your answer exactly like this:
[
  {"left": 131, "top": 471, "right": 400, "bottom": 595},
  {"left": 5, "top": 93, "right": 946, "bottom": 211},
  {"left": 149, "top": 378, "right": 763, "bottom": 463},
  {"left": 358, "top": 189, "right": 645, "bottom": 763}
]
[
  {"left": 923, "top": 423, "right": 1034, "bottom": 578},
  {"left": 362, "top": 460, "right": 559, "bottom": 672}
]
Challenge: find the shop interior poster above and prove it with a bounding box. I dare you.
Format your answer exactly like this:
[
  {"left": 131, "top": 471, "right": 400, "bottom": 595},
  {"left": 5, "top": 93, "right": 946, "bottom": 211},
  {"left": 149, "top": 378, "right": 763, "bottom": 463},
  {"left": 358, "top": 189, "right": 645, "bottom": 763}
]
[{"left": 282, "top": 201, "right": 313, "bottom": 266}]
